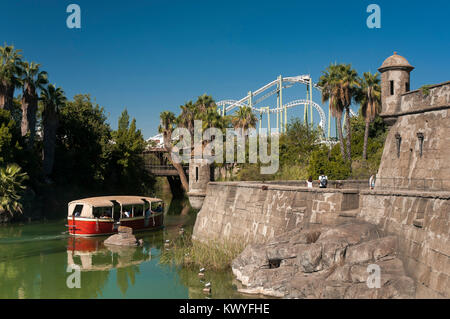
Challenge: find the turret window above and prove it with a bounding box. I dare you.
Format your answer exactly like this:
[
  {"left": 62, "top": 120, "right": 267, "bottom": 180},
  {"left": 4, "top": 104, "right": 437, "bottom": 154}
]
[
  {"left": 390, "top": 81, "right": 395, "bottom": 95},
  {"left": 417, "top": 132, "right": 424, "bottom": 157},
  {"left": 405, "top": 82, "right": 410, "bottom": 92}
]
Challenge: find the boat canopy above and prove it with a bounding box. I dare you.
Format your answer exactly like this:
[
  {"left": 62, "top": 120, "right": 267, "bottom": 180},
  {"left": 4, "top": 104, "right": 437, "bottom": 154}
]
[{"left": 68, "top": 196, "right": 163, "bottom": 218}]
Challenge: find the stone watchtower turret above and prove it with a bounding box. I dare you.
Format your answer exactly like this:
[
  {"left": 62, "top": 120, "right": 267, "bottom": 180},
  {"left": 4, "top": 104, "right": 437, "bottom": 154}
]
[{"left": 378, "top": 52, "right": 414, "bottom": 125}]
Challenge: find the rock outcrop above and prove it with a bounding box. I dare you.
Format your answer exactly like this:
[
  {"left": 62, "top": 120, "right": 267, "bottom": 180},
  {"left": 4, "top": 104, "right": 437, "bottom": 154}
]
[
  {"left": 104, "top": 226, "right": 143, "bottom": 247},
  {"left": 232, "top": 221, "right": 416, "bottom": 298}
]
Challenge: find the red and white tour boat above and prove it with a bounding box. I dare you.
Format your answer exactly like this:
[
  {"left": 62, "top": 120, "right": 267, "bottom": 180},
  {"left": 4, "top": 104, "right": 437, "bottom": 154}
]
[{"left": 67, "top": 196, "right": 164, "bottom": 236}]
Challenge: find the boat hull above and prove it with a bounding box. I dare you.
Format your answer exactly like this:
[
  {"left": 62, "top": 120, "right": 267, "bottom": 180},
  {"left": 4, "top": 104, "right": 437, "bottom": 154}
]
[{"left": 67, "top": 213, "right": 164, "bottom": 236}]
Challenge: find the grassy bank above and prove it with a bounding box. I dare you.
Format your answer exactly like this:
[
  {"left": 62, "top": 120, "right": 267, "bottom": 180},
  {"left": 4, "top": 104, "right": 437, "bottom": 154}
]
[{"left": 159, "top": 231, "right": 245, "bottom": 271}]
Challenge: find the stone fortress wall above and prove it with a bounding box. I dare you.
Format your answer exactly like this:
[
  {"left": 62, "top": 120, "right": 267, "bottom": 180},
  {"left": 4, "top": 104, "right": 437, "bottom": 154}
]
[
  {"left": 376, "top": 81, "right": 450, "bottom": 190},
  {"left": 191, "top": 53, "right": 450, "bottom": 298},
  {"left": 192, "top": 181, "right": 360, "bottom": 244}
]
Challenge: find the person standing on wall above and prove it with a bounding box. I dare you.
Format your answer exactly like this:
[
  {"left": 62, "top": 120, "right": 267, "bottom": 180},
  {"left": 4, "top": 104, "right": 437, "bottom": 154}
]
[
  {"left": 369, "top": 175, "right": 376, "bottom": 190},
  {"left": 319, "top": 171, "right": 328, "bottom": 188},
  {"left": 306, "top": 176, "right": 313, "bottom": 188}
]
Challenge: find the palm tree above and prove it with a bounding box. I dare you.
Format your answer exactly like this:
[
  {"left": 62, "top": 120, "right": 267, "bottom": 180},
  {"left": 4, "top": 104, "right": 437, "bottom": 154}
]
[
  {"left": 356, "top": 72, "right": 381, "bottom": 160},
  {"left": 159, "top": 111, "right": 189, "bottom": 192},
  {"left": 40, "top": 84, "right": 67, "bottom": 179},
  {"left": 337, "top": 64, "right": 360, "bottom": 162},
  {"left": 195, "top": 94, "right": 216, "bottom": 113},
  {"left": 20, "top": 62, "right": 48, "bottom": 149},
  {"left": 0, "top": 164, "right": 28, "bottom": 217},
  {"left": 177, "top": 101, "right": 197, "bottom": 136},
  {"left": 231, "top": 106, "right": 257, "bottom": 137},
  {"left": 318, "top": 64, "right": 346, "bottom": 160},
  {"left": 0, "top": 44, "right": 23, "bottom": 111}
]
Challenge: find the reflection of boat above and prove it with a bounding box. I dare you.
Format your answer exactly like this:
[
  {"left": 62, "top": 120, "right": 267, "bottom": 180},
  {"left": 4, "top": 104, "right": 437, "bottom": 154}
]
[
  {"left": 66, "top": 237, "right": 151, "bottom": 272},
  {"left": 66, "top": 196, "right": 164, "bottom": 236}
]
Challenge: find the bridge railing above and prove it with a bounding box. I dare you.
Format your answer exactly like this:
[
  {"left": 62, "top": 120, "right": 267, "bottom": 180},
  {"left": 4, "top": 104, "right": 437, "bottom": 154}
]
[{"left": 144, "top": 164, "right": 189, "bottom": 176}]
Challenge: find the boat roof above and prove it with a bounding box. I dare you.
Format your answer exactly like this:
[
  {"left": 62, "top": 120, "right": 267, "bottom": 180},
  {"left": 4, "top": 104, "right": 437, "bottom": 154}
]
[{"left": 69, "top": 195, "right": 163, "bottom": 207}]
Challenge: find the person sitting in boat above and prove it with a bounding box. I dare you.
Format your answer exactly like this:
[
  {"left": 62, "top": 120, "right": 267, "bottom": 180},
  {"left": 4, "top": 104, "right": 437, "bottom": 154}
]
[
  {"left": 123, "top": 210, "right": 131, "bottom": 218},
  {"left": 144, "top": 208, "right": 151, "bottom": 217},
  {"left": 155, "top": 204, "right": 163, "bottom": 213}
]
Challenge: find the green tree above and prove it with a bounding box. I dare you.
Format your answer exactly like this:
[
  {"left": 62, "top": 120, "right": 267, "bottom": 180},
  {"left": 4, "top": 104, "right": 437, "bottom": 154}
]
[
  {"left": 318, "top": 64, "right": 346, "bottom": 160},
  {"left": 40, "top": 84, "right": 67, "bottom": 180},
  {"left": 54, "top": 94, "right": 111, "bottom": 187},
  {"left": 337, "top": 64, "right": 360, "bottom": 162},
  {"left": 307, "top": 144, "right": 351, "bottom": 180},
  {"left": 231, "top": 106, "right": 257, "bottom": 136},
  {"left": 109, "top": 109, "right": 153, "bottom": 194},
  {"left": 159, "top": 110, "right": 189, "bottom": 192},
  {"left": 279, "top": 118, "right": 321, "bottom": 167},
  {"left": 20, "top": 62, "right": 48, "bottom": 149},
  {"left": 178, "top": 101, "right": 197, "bottom": 136},
  {"left": 356, "top": 72, "right": 381, "bottom": 160},
  {"left": 194, "top": 94, "right": 216, "bottom": 113},
  {"left": 0, "top": 109, "right": 23, "bottom": 166},
  {"left": 0, "top": 44, "right": 23, "bottom": 111},
  {"left": 0, "top": 164, "right": 28, "bottom": 217}
]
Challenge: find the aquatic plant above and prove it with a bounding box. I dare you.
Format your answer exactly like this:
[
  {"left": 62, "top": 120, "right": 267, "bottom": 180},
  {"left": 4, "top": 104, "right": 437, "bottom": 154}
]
[{"left": 159, "top": 231, "right": 245, "bottom": 271}]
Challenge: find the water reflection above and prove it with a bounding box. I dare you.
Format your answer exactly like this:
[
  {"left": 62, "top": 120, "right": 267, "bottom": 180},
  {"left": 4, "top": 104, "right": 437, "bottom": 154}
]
[
  {"left": 0, "top": 197, "right": 251, "bottom": 299},
  {"left": 67, "top": 237, "right": 151, "bottom": 272}
]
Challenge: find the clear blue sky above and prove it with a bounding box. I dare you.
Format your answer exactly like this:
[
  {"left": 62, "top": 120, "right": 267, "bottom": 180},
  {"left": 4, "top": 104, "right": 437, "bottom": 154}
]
[{"left": 2, "top": 0, "right": 449, "bottom": 138}]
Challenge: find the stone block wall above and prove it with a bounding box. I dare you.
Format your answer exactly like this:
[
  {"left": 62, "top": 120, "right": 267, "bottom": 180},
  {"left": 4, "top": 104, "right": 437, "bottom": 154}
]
[
  {"left": 359, "top": 190, "right": 450, "bottom": 298},
  {"left": 192, "top": 182, "right": 359, "bottom": 244},
  {"left": 377, "top": 82, "right": 450, "bottom": 190}
]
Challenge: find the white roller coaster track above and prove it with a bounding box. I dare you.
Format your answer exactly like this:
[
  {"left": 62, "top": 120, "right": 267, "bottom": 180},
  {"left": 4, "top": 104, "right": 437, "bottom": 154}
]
[
  {"left": 217, "top": 98, "right": 327, "bottom": 134},
  {"left": 219, "top": 75, "right": 321, "bottom": 113}
]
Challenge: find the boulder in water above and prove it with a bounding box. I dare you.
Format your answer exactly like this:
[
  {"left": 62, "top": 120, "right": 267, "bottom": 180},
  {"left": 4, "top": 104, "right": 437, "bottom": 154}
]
[{"left": 104, "top": 226, "right": 141, "bottom": 246}]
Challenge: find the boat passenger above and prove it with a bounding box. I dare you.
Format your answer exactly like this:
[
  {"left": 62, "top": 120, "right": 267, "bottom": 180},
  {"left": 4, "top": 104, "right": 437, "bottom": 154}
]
[{"left": 155, "top": 204, "right": 163, "bottom": 213}]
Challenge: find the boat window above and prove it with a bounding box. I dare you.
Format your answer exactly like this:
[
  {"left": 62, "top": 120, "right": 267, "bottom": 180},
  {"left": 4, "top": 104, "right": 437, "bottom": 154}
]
[
  {"left": 72, "top": 204, "right": 83, "bottom": 217},
  {"left": 122, "top": 205, "right": 132, "bottom": 218},
  {"left": 93, "top": 207, "right": 102, "bottom": 218},
  {"left": 94, "top": 207, "right": 112, "bottom": 219},
  {"left": 134, "top": 205, "right": 143, "bottom": 216}
]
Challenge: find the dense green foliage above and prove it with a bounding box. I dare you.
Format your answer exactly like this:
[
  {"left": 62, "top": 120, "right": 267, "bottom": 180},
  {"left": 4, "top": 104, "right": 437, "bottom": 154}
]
[
  {"left": 0, "top": 44, "right": 155, "bottom": 219},
  {"left": 54, "top": 94, "right": 111, "bottom": 186},
  {"left": 0, "top": 164, "right": 28, "bottom": 216},
  {"left": 0, "top": 109, "right": 23, "bottom": 165},
  {"left": 235, "top": 115, "right": 387, "bottom": 181},
  {"left": 108, "top": 109, "right": 153, "bottom": 194}
]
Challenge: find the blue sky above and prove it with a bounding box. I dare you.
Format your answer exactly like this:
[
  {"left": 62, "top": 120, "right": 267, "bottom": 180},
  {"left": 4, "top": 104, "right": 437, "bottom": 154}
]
[{"left": 2, "top": 0, "right": 449, "bottom": 138}]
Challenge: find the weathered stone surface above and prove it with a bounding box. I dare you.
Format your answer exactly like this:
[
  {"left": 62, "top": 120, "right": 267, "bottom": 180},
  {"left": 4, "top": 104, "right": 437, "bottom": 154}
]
[
  {"left": 232, "top": 222, "right": 415, "bottom": 299},
  {"left": 192, "top": 182, "right": 360, "bottom": 244},
  {"left": 104, "top": 227, "right": 140, "bottom": 246}
]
